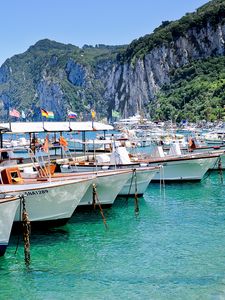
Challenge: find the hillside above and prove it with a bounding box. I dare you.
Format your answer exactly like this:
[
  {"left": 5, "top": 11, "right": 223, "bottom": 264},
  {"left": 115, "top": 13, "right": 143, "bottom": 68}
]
[
  {"left": 150, "top": 56, "right": 225, "bottom": 122},
  {"left": 0, "top": 40, "right": 125, "bottom": 121},
  {"left": 0, "top": 0, "right": 225, "bottom": 121},
  {"left": 119, "top": 0, "right": 225, "bottom": 63}
]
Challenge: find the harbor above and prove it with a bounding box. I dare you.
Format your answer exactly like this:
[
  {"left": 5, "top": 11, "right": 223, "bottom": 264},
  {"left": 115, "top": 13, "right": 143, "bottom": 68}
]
[
  {"left": 1, "top": 171, "right": 224, "bottom": 299},
  {"left": 1, "top": 0, "right": 225, "bottom": 297},
  {"left": 0, "top": 117, "right": 224, "bottom": 298}
]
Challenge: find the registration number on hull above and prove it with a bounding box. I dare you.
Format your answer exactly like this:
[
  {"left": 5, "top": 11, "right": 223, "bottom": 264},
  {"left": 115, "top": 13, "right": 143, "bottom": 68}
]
[{"left": 24, "top": 190, "right": 49, "bottom": 196}]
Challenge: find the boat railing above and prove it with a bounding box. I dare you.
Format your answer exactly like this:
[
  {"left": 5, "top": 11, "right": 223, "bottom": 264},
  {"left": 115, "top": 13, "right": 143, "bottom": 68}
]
[
  {"left": 61, "top": 146, "right": 79, "bottom": 172},
  {"left": 27, "top": 148, "right": 51, "bottom": 179}
]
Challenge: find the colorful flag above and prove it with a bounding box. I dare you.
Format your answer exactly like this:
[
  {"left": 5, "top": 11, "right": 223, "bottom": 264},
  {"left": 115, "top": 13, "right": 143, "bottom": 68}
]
[
  {"left": 59, "top": 136, "right": 68, "bottom": 150},
  {"left": 91, "top": 109, "right": 96, "bottom": 119},
  {"left": 112, "top": 110, "right": 120, "bottom": 118},
  {"left": 9, "top": 109, "right": 20, "bottom": 118},
  {"left": 41, "top": 108, "right": 48, "bottom": 117},
  {"left": 21, "top": 110, "right": 26, "bottom": 119},
  {"left": 42, "top": 136, "right": 49, "bottom": 153},
  {"left": 47, "top": 111, "right": 54, "bottom": 119},
  {"left": 68, "top": 111, "right": 77, "bottom": 119},
  {"left": 41, "top": 109, "right": 54, "bottom": 118}
]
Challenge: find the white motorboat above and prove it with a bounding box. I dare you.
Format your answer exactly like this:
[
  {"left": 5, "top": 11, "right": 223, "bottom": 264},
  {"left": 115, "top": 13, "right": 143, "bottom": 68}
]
[
  {"left": 202, "top": 131, "right": 225, "bottom": 145},
  {"left": 0, "top": 166, "right": 94, "bottom": 225},
  {"left": 0, "top": 194, "right": 20, "bottom": 256},
  {"left": 58, "top": 151, "right": 159, "bottom": 198},
  {"left": 84, "top": 144, "right": 220, "bottom": 182},
  {"left": 118, "top": 166, "right": 158, "bottom": 196},
  {"left": 143, "top": 145, "right": 220, "bottom": 181},
  {"left": 68, "top": 138, "right": 105, "bottom": 152},
  {"left": 78, "top": 169, "right": 133, "bottom": 207},
  {"left": 50, "top": 168, "right": 147, "bottom": 206},
  {"left": 80, "top": 144, "right": 219, "bottom": 182}
]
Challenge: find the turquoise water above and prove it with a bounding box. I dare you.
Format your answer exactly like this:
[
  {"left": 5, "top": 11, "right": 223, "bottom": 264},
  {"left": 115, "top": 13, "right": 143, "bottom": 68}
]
[{"left": 1, "top": 171, "right": 225, "bottom": 299}]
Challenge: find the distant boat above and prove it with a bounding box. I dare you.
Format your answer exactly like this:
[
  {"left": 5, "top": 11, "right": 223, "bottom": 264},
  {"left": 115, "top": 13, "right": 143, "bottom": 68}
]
[
  {"left": 202, "top": 131, "right": 225, "bottom": 145},
  {"left": 4, "top": 137, "right": 30, "bottom": 153},
  {"left": 58, "top": 145, "right": 220, "bottom": 182},
  {"left": 142, "top": 144, "right": 220, "bottom": 181}
]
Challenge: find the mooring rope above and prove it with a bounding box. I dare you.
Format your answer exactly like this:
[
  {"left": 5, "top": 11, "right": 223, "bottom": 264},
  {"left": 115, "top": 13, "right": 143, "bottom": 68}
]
[
  {"left": 159, "top": 165, "right": 166, "bottom": 201},
  {"left": 218, "top": 156, "right": 224, "bottom": 184},
  {"left": 133, "top": 169, "right": 139, "bottom": 215},
  {"left": 125, "top": 169, "right": 135, "bottom": 202}
]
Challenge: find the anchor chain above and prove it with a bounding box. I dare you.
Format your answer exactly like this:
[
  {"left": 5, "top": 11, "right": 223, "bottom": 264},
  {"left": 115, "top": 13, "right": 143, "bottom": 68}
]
[
  {"left": 92, "top": 183, "right": 108, "bottom": 229},
  {"left": 20, "top": 194, "right": 31, "bottom": 266}
]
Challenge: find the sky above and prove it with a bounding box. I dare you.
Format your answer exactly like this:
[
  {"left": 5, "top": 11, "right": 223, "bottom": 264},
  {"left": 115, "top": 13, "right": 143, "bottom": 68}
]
[{"left": 0, "top": 0, "right": 210, "bottom": 66}]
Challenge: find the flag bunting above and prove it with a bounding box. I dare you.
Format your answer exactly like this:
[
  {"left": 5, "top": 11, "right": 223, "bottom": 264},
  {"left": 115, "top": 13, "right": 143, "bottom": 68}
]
[
  {"left": 68, "top": 111, "right": 77, "bottom": 119},
  {"left": 42, "top": 136, "right": 49, "bottom": 153},
  {"left": 9, "top": 109, "right": 20, "bottom": 118},
  {"left": 59, "top": 136, "right": 68, "bottom": 150},
  {"left": 91, "top": 109, "right": 96, "bottom": 119},
  {"left": 41, "top": 108, "right": 54, "bottom": 119}
]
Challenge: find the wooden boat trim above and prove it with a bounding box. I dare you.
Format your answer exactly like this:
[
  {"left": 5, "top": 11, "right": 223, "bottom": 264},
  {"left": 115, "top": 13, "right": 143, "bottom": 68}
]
[
  {"left": 0, "top": 176, "right": 94, "bottom": 194},
  {"left": 52, "top": 166, "right": 160, "bottom": 179},
  {"left": 0, "top": 195, "right": 20, "bottom": 204},
  {"left": 139, "top": 153, "right": 221, "bottom": 164}
]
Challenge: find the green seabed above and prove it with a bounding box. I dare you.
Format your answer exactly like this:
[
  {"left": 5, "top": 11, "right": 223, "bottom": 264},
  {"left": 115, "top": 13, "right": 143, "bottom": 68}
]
[{"left": 1, "top": 171, "right": 225, "bottom": 299}]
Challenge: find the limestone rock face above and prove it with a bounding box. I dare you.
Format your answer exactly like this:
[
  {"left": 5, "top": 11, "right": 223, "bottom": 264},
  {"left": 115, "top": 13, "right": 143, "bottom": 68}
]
[
  {"left": 66, "top": 59, "right": 87, "bottom": 87},
  {"left": 37, "top": 79, "right": 65, "bottom": 117},
  {"left": 0, "top": 22, "right": 225, "bottom": 120},
  {"left": 104, "top": 23, "right": 225, "bottom": 117},
  {"left": 0, "top": 64, "right": 10, "bottom": 84}
]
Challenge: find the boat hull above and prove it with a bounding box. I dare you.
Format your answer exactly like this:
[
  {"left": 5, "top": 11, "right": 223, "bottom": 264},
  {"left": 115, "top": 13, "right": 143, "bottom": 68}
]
[
  {"left": 78, "top": 170, "right": 132, "bottom": 207},
  {"left": 0, "top": 178, "right": 93, "bottom": 223},
  {"left": 0, "top": 196, "right": 20, "bottom": 256},
  {"left": 119, "top": 168, "right": 157, "bottom": 196},
  {"left": 150, "top": 156, "right": 218, "bottom": 181}
]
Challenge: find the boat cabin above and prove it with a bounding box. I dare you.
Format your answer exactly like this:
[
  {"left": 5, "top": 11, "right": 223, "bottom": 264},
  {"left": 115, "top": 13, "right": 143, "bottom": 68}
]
[{"left": 0, "top": 166, "right": 23, "bottom": 184}]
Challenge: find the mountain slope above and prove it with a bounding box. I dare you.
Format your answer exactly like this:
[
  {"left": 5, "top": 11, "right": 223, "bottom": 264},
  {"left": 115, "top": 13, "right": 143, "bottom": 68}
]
[{"left": 0, "top": 0, "right": 225, "bottom": 121}]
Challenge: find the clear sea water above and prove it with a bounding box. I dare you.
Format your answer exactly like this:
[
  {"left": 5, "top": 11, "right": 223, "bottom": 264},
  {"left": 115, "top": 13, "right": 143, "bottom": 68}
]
[{"left": 1, "top": 171, "right": 225, "bottom": 299}]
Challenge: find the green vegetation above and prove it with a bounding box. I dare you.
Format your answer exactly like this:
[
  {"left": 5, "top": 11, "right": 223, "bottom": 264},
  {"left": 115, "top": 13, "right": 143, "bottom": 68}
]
[
  {"left": 1, "top": 0, "right": 225, "bottom": 122},
  {"left": 0, "top": 39, "right": 126, "bottom": 120},
  {"left": 118, "top": 0, "right": 225, "bottom": 63},
  {"left": 148, "top": 56, "right": 225, "bottom": 122}
]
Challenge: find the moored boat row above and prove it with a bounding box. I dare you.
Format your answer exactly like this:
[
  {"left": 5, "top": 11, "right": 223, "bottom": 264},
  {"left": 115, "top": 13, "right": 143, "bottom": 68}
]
[
  {"left": 0, "top": 160, "right": 160, "bottom": 257},
  {"left": 0, "top": 131, "right": 224, "bottom": 258}
]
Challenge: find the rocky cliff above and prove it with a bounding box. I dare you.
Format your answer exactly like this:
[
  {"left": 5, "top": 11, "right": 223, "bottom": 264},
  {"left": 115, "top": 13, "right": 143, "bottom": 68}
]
[
  {"left": 0, "top": 0, "right": 224, "bottom": 121},
  {"left": 107, "top": 22, "right": 225, "bottom": 118}
]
